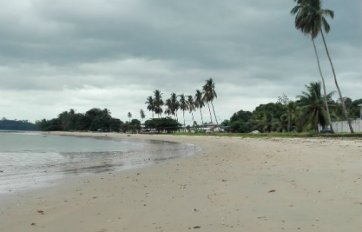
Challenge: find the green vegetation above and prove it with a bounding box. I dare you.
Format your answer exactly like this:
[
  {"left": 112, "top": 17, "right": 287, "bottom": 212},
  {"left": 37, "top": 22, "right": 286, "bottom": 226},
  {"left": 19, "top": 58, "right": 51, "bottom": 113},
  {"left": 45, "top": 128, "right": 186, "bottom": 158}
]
[
  {"left": 144, "top": 118, "right": 180, "bottom": 133},
  {"left": 37, "top": 108, "right": 122, "bottom": 132},
  {"left": 0, "top": 118, "right": 38, "bottom": 131},
  {"left": 221, "top": 83, "right": 361, "bottom": 134},
  {"left": 171, "top": 131, "right": 362, "bottom": 139}
]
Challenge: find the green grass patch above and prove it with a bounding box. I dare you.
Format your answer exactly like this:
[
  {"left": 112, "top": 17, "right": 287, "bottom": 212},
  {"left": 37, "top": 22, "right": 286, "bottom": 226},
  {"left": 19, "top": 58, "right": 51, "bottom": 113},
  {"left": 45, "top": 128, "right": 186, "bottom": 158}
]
[{"left": 170, "top": 131, "right": 362, "bottom": 139}]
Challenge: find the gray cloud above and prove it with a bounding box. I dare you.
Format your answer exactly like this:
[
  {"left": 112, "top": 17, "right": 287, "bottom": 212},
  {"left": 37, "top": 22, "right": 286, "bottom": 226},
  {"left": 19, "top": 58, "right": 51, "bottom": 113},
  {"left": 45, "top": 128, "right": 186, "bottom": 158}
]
[{"left": 0, "top": 0, "right": 361, "bottom": 123}]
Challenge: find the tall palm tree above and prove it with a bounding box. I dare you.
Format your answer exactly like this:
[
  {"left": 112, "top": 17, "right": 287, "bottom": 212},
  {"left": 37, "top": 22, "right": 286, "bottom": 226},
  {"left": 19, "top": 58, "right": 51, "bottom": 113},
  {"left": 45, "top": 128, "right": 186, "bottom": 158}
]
[
  {"left": 194, "top": 89, "right": 205, "bottom": 126},
  {"left": 202, "top": 78, "right": 218, "bottom": 126},
  {"left": 165, "top": 98, "right": 173, "bottom": 117},
  {"left": 291, "top": 0, "right": 353, "bottom": 133},
  {"left": 178, "top": 94, "right": 188, "bottom": 130},
  {"left": 140, "top": 109, "right": 145, "bottom": 123},
  {"left": 145, "top": 96, "right": 155, "bottom": 118},
  {"left": 153, "top": 90, "right": 164, "bottom": 118},
  {"left": 170, "top": 93, "right": 180, "bottom": 121},
  {"left": 291, "top": 0, "right": 334, "bottom": 133},
  {"left": 127, "top": 112, "right": 132, "bottom": 122},
  {"left": 298, "top": 82, "right": 333, "bottom": 132},
  {"left": 187, "top": 95, "right": 196, "bottom": 126}
]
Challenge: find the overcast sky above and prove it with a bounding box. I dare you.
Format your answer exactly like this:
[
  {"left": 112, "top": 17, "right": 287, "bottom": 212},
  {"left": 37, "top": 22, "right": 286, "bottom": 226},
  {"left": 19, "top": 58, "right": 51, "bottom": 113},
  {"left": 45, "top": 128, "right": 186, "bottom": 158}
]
[{"left": 0, "top": 0, "right": 361, "bottom": 124}]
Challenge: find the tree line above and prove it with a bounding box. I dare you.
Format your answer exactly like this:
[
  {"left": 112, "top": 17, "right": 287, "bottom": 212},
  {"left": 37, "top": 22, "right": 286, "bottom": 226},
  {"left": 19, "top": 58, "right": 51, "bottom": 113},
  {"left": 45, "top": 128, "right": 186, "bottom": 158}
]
[
  {"left": 36, "top": 108, "right": 141, "bottom": 133},
  {"left": 222, "top": 82, "right": 362, "bottom": 133},
  {"left": 0, "top": 118, "right": 38, "bottom": 131}
]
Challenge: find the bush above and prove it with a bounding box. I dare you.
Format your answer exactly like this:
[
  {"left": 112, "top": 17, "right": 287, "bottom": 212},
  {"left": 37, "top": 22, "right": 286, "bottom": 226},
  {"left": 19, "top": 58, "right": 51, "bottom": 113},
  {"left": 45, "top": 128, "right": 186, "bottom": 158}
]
[{"left": 144, "top": 117, "right": 180, "bottom": 133}]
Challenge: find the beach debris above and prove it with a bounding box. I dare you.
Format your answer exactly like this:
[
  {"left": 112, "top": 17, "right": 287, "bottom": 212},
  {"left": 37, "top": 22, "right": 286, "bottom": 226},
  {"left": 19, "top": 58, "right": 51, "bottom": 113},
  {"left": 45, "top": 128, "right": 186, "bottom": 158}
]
[
  {"left": 31, "top": 222, "right": 36, "bottom": 226},
  {"left": 268, "top": 189, "right": 276, "bottom": 193},
  {"left": 193, "top": 208, "right": 199, "bottom": 212},
  {"left": 221, "top": 179, "right": 227, "bottom": 182},
  {"left": 0, "top": 170, "right": 4, "bottom": 173},
  {"left": 193, "top": 226, "right": 201, "bottom": 229},
  {"left": 37, "top": 210, "right": 45, "bottom": 215}
]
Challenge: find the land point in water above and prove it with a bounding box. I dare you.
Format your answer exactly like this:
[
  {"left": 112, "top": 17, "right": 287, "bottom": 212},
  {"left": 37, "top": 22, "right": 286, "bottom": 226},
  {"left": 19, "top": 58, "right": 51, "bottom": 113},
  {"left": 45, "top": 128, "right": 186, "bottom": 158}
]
[{"left": 0, "top": 131, "right": 199, "bottom": 195}]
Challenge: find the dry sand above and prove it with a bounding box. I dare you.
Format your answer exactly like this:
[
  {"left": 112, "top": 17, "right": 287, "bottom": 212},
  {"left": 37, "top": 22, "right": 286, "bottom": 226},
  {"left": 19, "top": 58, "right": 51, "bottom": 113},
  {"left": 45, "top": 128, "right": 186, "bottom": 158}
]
[{"left": 0, "top": 132, "right": 361, "bottom": 232}]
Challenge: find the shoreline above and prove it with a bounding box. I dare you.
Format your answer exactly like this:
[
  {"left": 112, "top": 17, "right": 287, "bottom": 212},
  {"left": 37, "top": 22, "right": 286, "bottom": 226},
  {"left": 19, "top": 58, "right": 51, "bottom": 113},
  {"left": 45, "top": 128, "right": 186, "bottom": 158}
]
[{"left": 1, "top": 132, "right": 361, "bottom": 231}]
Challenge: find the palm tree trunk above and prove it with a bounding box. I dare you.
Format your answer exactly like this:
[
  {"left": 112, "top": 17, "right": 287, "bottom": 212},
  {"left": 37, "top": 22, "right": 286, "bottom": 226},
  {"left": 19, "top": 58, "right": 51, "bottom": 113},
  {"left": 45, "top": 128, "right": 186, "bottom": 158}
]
[
  {"left": 206, "top": 102, "right": 213, "bottom": 124},
  {"left": 321, "top": 30, "right": 353, "bottom": 133},
  {"left": 191, "top": 111, "right": 195, "bottom": 128},
  {"left": 211, "top": 101, "right": 219, "bottom": 126},
  {"left": 199, "top": 108, "right": 204, "bottom": 126},
  {"left": 312, "top": 38, "right": 334, "bottom": 133},
  {"left": 182, "top": 110, "right": 186, "bottom": 131}
]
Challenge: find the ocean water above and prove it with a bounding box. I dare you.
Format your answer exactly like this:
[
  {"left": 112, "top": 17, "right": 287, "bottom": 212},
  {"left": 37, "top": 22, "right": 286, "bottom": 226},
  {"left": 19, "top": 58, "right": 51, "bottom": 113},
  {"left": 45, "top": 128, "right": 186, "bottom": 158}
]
[{"left": 0, "top": 131, "right": 199, "bottom": 195}]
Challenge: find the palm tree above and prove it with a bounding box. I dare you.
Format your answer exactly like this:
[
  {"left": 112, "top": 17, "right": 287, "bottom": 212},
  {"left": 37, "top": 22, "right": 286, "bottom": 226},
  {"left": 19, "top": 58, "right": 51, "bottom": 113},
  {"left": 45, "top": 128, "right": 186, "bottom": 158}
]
[
  {"left": 127, "top": 112, "right": 132, "bottom": 122},
  {"left": 287, "top": 101, "right": 296, "bottom": 132},
  {"left": 291, "top": 0, "right": 334, "bottom": 133},
  {"left": 145, "top": 96, "right": 155, "bottom": 118},
  {"left": 194, "top": 89, "right": 205, "bottom": 126},
  {"left": 170, "top": 93, "right": 180, "bottom": 121},
  {"left": 291, "top": 0, "right": 353, "bottom": 133},
  {"left": 140, "top": 109, "right": 145, "bottom": 123},
  {"left": 202, "top": 78, "right": 218, "bottom": 126},
  {"left": 298, "top": 82, "right": 333, "bottom": 132},
  {"left": 179, "top": 94, "right": 188, "bottom": 130},
  {"left": 165, "top": 98, "right": 173, "bottom": 117},
  {"left": 187, "top": 95, "right": 196, "bottom": 126},
  {"left": 153, "top": 90, "right": 164, "bottom": 118}
]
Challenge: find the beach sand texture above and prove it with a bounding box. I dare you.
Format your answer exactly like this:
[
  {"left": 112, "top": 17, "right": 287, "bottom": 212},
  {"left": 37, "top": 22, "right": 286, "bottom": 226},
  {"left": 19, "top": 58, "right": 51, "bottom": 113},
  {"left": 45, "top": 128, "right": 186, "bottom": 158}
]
[{"left": 0, "top": 132, "right": 361, "bottom": 232}]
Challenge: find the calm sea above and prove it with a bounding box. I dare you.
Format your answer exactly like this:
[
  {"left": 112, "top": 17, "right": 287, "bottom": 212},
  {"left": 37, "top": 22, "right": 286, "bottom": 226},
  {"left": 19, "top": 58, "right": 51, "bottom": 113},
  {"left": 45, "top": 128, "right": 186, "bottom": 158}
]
[{"left": 0, "top": 131, "right": 198, "bottom": 195}]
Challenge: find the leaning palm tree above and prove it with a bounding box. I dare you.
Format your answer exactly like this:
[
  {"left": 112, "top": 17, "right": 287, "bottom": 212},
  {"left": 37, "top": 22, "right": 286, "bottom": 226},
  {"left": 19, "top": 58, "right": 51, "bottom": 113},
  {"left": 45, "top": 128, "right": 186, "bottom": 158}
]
[
  {"left": 178, "top": 94, "right": 188, "bottom": 130},
  {"left": 291, "top": 0, "right": 334, "bottom": 133},
  {"left": 202, "top": 78, "right": 218, "bottom": 126},
  {"left": 194, "top": 89, "right": 205, "bottom": 126},
  {"left": 153, "top": 89, "right": 164, "bottom": 118},
  {"left": 291, "top": 0, "right": 353, "bottom": 133},
  {"left": 187, "top": 95, "right": 196, "bottom": 126},
  {"left": 145, "top": 96, "right": 155, "bottom": 118},
  {"left": 298, "top": 82, "right": 333, "bottom": 132}
]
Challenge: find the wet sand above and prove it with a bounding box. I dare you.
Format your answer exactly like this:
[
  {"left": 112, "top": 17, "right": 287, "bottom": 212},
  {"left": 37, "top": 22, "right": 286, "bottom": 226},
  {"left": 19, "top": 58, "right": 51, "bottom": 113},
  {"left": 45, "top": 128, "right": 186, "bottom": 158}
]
[{"left": 0, "top": 132, "right": 361, "bottom": 232}]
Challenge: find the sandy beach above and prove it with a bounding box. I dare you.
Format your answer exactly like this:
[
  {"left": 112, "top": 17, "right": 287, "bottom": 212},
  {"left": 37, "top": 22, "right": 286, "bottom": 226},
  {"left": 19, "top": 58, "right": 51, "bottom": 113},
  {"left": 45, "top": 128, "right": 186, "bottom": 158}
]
[{"left": 0, "top": 132, "right": 361, "bottom": 232}]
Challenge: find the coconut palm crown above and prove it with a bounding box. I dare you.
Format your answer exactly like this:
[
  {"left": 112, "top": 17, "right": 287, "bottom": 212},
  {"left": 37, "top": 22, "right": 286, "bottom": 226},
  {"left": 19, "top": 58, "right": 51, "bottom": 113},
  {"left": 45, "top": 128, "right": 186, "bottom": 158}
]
[
  {"left": 291, "top": 0, "right": 334, "bottom": 39},
  {"left": 298, "top": 82, "right": 333, "bottom": 132}
]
